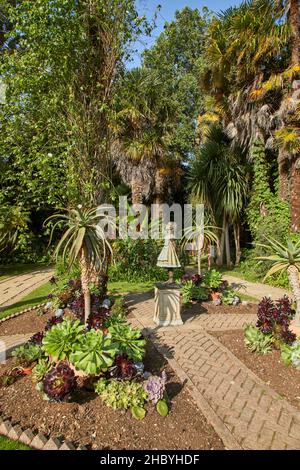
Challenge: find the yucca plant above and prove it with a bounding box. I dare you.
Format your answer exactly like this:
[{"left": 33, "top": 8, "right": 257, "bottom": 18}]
[
  {"left": 46, "top": 206, "right": 113, "bottom": 323},
  {"left": 256, "top": 237, "right": 300, "bottom": 326},
  {"left": 182, "top": 222, "right": 219, "bottom": 275}
]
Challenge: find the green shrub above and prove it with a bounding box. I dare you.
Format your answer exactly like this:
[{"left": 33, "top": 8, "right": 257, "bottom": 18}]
[
  {"left": 181, "top": 281, "right": 208, "bottom": 304},
  {"left": 203, "top": 269, "right": 223, "bottom": 289},
  {"left": 109, "top": 238, "right": 185, "bottom": 282}
]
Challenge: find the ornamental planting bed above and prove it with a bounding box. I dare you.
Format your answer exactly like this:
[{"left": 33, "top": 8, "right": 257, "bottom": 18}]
[
  {"left": 0, "top": 341, "right": 224, "bottom": 450},
  {"left": 211, "top": 329, "right": 300, "bottom": 411},
  {"left": 0, "top": 276, "right": 224, "bottom": 450}
]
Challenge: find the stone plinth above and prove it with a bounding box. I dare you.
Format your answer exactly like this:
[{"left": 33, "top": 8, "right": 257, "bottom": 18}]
[{"left": 154, "top": 282, "right": 183, "bottom": 327}]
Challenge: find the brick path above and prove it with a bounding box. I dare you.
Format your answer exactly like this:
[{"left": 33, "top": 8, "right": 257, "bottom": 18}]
[
  {"left": 0, "top": 267, "right": 54, "bottom": 310},
  {"left": 223, "top": 274, "right": 293, "bottom": 302},
  {"left": 128, "top": 292, "right": 300, "bottom": 450},
  {"left": 0, "top": 334, "right": 32, "bottom": 362}
]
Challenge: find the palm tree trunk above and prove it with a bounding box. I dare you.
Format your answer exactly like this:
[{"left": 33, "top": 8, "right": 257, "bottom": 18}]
[
  {"left": 290, "top": 0, "right": 299, "bottom": 67},
  {"left": 197, "top": 249, "right": 202, "bottom": 276},
  {"left": 131, "top": 178, "right": 143, "bottom": 205},
  {"left": 287, "top": 265, "right": 300, "bottom": 326},
  {"left": 216, "top": 217, "right": 226, "bottom": 266},
  {"left": 278, "top": 149, "right": 290, "bottom": 202},
  {"left": 233, "top": 223, "right": 241, "bottom": 266},
  {"left": 80, "top": 249, "right": 91, "bottom": 324},
  {"left": 225, "top": 221, "right": 231, "bottom": 268},
  {"left": 291, "top": 158, "right": 300, "bottom": 232}
]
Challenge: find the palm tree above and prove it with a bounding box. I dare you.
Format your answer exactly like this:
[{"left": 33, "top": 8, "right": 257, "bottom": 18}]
[
  {"left": 182, "top": 223, "right": 219, "bottom": 275},
  {"left": 256, "top": 237, "right": 300, "bottom": 326},
  {"left": 111, "top": 68, "right": 179, "bottom": 206},
  {"left": 46, "top": 206, "right": 113, "bottom": 324},
  {"left": 188, "top": 126, "right": 248, "bottom": 267}
]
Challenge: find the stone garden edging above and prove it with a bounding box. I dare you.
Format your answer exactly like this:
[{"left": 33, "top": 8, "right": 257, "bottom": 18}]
[
  {"left": 0, "top": 413, "right": 87, "bottom": 450},
  {"left": 0, "top": 304, "right": 47, "bottom": 324}
]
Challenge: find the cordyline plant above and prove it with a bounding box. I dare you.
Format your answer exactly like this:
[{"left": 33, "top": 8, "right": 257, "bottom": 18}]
[
  {"left": 256, "top": 237, "right": 300, "bottom": 326},
  {"left": 45, "top": 206, "right": 113, "bottom": 324},
  {"left": 182, "top": 223, "right": 218, "bottom": 275}
]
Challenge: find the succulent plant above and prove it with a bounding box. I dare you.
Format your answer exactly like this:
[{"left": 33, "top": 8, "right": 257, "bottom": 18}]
[
  {"left": 28, "top": 332, "right": 44, "bottom": 345},
  {"left": 12, "top": 343, "right": 43, "bottom": 365},
  {"left": 45, "top": 315, "right": 64, "bottom": 331},
  {"left": 256, "top": 296, "right": 296, "bottom": 344},
  {"left": 109, "top": 325, "right": 146, "bottom": 362},
  {"left": 191, "top": 273, "right": 202, "bottom": 285},
  {"left": 244, "top": 325, "right": 274, "bottom": 354},
  {"left": 70, "top": 329, "right": 117, "bottom": 375},
  {"left": 108, "top": 354, "right": 135, "bottom": 380},
  {"left": 203, "top": 269, "right": 223, "bottom": 290},
  {"left": 95, "top": 378, "right": 147, "bottom": 410},
  {"left": 291, "top": 340, "right": 300, "bottom": 370},
  {"left": 143, "top": 372, "right": 167, "bottom": 404},
  {"left": 32, "top": 359, "right": 51, "bottom": 382},
  {"left": 87, "top": 308, "right": 110, "bottom": 330},
  {"left": 43, "top": 318, "right": 85, "bottom": 361},
  {"left": 43, "top": 361, "right": 77, "bottom": 402}
]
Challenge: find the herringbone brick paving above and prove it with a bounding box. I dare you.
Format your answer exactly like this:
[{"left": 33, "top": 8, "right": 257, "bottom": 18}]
[{"left": 127, "top": 292, "right": 300, "bottom": 450}]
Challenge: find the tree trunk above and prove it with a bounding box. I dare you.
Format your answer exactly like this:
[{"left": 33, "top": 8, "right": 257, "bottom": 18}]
[
  {"left": 197, "top": 249, "right": 202, "bottom": 276},
  {"left": 216, "top": 217, "right": 226, "bottom": 266},
  {"left": 131, "top": 178, "right": 143, "bottom": 205},
  {"left": 225, "top": 221, "right": 231, "bottom": 268},
  {"left": 290, "top": 0, "right": 299, "bottom": 67},
  {"left": 80, "top": 249, "right": 91, "bottom": 324},
  {"left": 291, "top": 158, "right": 300, "bottom": 232},
  {"left": 197, "top": 234, "right": 204, "bottom": 275},
  {"left": 278, "top": 149, "right": 290, "bottom": 202},
  {"left": 287, "top": 265, "right": 300, "bottom": 326},
  {"left": 233, "top": 223, "right": 241, "bottom": 266}
]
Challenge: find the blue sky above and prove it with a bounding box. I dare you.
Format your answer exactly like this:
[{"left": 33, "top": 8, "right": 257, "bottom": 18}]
[{"left": 130, "top": 0, "right": 241, "bottom": 67}]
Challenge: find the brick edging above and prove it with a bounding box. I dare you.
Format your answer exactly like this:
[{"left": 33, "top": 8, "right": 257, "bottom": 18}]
[
  {"left": 130, "top": 315, "right": 242, "bottom": 450},
  {"left": 0, "top": 413, "right": 87, "bottom": 450},
  {"left": 0, "top": 304, "right": 47, "bottom": 325}
]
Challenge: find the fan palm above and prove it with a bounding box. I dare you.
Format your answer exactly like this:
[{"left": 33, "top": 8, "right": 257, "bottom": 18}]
[
  {"left": 111, "top": 67, "right": 179, "bottom": 206},
  {"left": 256, "top": 237, "right": 300, "bottom": 326},
  {"left": 46, "top": 206, "right": 113, "bottom": 324}
]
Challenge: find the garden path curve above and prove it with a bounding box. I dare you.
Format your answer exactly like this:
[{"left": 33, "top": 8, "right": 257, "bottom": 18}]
[
  {"left": 0, "top": 267, "right": 54, "bottom": 310},
  {"left": 127, "top": 292, "right": 300, "bottom": 450}
]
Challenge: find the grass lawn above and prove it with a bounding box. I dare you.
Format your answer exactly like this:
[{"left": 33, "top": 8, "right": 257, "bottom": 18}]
[
  {"left": 0, "top": 281, "right": 53, "bottom": 320},
  {"left": 108, "top": 280, "right": 154, "bottom": 294},
  {"left": 0, "top": 436, "right": 31, "bottom": 450},
  {"left": 0, "top": 263, "right": 49, "bottom": 281}
]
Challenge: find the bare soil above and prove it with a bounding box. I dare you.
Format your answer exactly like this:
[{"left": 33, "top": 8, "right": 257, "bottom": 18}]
[
  {"left": 182, "top": 301, "right": 257, "bottom": 316},
  {"left": 211, "top": 329, "right": 300, "bottom": 411},
  {"left": 0, "top": 342, "right": 224, "bottom": 450}
]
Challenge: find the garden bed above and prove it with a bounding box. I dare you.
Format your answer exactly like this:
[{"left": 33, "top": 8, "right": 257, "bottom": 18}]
[
  {"left": 182, "top": 301, "right": 257, "bottom": 317},
  {"left": 0, "top": 308, "right": 56, "bottom": 336},
  {"left": 0, "top": 342, "right": 224, "bottom": 450},
  {"left": 211, "top": 329, "right": 300, "bottom": 411}
]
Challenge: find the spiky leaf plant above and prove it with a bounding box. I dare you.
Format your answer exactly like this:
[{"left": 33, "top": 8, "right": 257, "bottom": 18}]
[
  {"left": 256, "top": 237, "right": 300, "bottom": 326},
  {"left": 45, "top": 206, "right": 113, "bottom": 323}
]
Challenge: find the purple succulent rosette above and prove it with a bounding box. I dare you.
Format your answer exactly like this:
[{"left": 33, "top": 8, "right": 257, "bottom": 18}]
[{"left": 143, "top": 371, "right": 167, "bottom": 404}]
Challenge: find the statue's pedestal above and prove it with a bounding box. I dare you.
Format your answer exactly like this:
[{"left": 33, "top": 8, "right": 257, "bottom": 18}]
[
  {"left": 290, "top": 320, "right": 300, "bottom": 339},
  {"left": 154, "top": 282, "right": 183, "bottom": 326}
]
